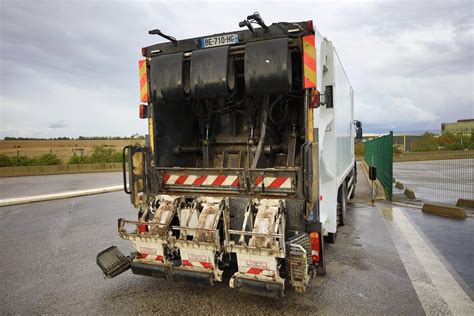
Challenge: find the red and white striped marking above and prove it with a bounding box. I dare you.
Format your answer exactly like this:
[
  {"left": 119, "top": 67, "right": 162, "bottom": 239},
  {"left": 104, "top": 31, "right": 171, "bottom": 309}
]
[
  {"left": 137, "top": 253, "right": 164, "bottom": 262},
  {"left": 181, "top": 259, "right": 213, "bottom": 270},
  {"left": 162, "top": 174, "right": 239, "bottom": 187},
  {"left": 255, "top": 176, "right": 292, "bottom": 189}
]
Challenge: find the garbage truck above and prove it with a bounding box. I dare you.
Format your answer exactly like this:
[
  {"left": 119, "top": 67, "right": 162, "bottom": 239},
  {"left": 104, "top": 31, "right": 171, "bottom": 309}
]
[{"left": 97, "top": 13, "right": 362, "bottom": 298}]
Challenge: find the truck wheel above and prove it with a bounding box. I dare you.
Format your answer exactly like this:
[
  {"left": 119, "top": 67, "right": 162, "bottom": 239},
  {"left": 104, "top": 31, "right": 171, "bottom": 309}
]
[
  {"left": 350, "top": 184, "right": 356, "bottom": 199},
  {"left": 317, "top": 232, "right": 326, "bottom": 276},
  {"left": 350, "top": 165, "right": 357, "bottom": 199},
  {"left": 337, "top": 182, "right": 347, "bottom": 226},
  {"left": 325, "top": 232, "right": 336, "bottom": 244}
]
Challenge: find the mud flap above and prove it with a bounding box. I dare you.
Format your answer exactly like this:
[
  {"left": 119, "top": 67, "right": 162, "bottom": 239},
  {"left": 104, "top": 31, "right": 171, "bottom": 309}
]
[
  {"left": 96, "top": 246, "right": 131, "bottom": 278},
  {"left": 231, "top": 276, "right": 284, "bottom": 299}
]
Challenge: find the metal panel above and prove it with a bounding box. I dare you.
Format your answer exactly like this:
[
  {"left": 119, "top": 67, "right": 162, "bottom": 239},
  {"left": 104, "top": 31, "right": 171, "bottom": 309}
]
[
  {"left": 244, "top": 37, "right": 291, "bottom": 95},
  {"left": 190, "top": 46, "right": 234, "bottom": 98},
  {"left": 316, "top": 38, "right": 355, "bottom": 235},
  {"left": 151, "top": 167, "right": 300, "bottom": 197},
  {"left": 333, "top": 48, "right": 354, "bottom": 186},
  {"left": 156, "top": 168, "right": 245, "bottom": 194},
  {"left": 302, "top": 35, "right": 316, "bottom": 89},
  {"left": 364, "top": 131, "right": 393, "bottom": 200},
  {"left": 248, "top": 169, "right": 298, "bottom": 195},
  {"left": 150, "top": 52, "right": 189, "bottom": 101}
]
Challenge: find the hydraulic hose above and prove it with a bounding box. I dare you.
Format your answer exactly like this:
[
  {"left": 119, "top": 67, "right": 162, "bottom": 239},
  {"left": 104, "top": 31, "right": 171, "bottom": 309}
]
[{"left": 251, "top": 95, "right": 270, "bottom": 169}]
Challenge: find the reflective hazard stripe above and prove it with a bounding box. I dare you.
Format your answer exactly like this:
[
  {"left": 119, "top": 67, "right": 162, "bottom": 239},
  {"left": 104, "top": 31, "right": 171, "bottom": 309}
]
[
  {"left": 181, "top": 260, "right": 213, "bottom": 270},
  {"left": 162, "top": 174, "right": 239, "bottom": 187},
  {"left": 303, "top": 35, "right": 316, "bottom": 89},
  {"left": 246, "top": 267, "right": 264, "bottom": 274},
  {"left": 255, "top": 176, "right": 292, "bottom": 189},
  {"left": 137, "top": 253, "right": 164, "bottom": 262},
  {"left": 139, "top": 59, "right": 148, "bottom": 102}
]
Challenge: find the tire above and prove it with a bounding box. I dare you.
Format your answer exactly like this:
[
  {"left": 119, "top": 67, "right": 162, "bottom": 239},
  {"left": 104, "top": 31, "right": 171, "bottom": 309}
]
[
  {"left": 325, "top": 232, "right": 336, "bottom": 244},
  {"left": 316, "top": 235, "right": 326, "bottom": 276},
  {"left": 350, "top": 184, "right": 356, "bottom": 199},
  {"left": 338, "top": 182, "right": 348, "bottom": 226},
  {"left": 350, "top": 164, "right": 357, "bottom": 199}
]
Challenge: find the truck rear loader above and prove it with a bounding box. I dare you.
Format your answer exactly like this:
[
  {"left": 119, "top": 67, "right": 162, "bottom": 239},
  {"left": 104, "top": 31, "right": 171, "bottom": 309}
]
[{"left": 97, "top": 13, "right": 362, "bottom": 298}]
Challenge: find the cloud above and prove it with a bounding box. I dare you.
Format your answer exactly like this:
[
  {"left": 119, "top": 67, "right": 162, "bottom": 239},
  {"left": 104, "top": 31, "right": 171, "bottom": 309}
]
[
  {"left": 48, "top": 120, "right": 68, "bottom": 129},
  {"left": 0, "top": 0, "right": 473, "bottom": 137}
]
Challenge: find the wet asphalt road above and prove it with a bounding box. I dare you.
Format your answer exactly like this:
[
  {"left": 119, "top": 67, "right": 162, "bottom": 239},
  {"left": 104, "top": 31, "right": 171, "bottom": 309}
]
[
  {"left": 403, "top": 208, "right": 474, "bottom": 293},
  {"left": 0, "top": 193, "right": 424, "bottom": 314},
  {"left": 0, "top": 172, "right": 122, "bottom": 199},
  {"left": 393, "top": 159, "right": 474, "bottom": 205},
  {"left": 0, "top": 171, "right": 472, "bottom": 314}
]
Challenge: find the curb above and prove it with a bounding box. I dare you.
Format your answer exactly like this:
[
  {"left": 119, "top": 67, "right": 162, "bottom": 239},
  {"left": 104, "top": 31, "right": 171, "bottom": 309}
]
[
  {"left": 0, "top": 185, "right": 123, "bottom": 207},
  {"left": 422, "top": 203, "right": 467, "bottom": 219},
  {"left": 360, "top": 161, "right": 386, "bottom": 200},
  {"left": 456, "top": 199, "right": 474, "bottom": 208}
]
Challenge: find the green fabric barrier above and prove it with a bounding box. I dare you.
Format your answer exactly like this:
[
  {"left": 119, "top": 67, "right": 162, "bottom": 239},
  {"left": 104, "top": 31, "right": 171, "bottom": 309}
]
[{"left": 364, "top": 131, "right": 393, "bottom": 200}]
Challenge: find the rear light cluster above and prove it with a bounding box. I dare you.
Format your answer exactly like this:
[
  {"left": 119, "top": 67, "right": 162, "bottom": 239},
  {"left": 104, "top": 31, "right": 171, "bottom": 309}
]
[
  {"left": 139, "top": 104, "right": 148, "bottom": 119},
  {"left": 141, "top": 47, "right": 147, "bottom": 57},
  {"left": 309, "top": 90, "right": 320, "bottom": 108},
  {"left": 309, "top": 231, "right": 320, "bottom": 263}
]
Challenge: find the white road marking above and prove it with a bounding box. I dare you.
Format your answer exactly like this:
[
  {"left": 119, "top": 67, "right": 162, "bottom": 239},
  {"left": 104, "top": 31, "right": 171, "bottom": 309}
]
[
  {"left": 381, "top": 206, "right": 474, "bottom": 314},
  {"left": 0, "top": 185, "right": 123, "bottom": 207}
]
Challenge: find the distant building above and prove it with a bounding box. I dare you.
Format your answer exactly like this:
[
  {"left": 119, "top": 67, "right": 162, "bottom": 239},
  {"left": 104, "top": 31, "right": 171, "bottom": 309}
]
[
  {"left": 393, "top": 134, "right": 424, "bottom": 152},
  {"left": 441, "top": 119, "right": 474, "bottom": 135}
]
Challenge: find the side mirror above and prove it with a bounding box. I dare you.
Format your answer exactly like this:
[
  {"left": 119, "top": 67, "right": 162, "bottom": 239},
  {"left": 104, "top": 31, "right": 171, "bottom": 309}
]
[{"left": 355, "top": 120, "right": 362, "bottom": 140}]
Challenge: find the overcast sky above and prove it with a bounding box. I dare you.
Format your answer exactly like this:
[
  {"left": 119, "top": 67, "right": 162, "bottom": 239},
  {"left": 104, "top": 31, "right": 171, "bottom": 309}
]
[{"left": 0, "top": 0, "right": 473, "bottom": 138}]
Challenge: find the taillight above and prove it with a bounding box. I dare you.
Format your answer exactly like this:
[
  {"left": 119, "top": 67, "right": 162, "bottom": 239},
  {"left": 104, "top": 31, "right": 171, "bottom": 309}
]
[
  {"left": 309, "top": 231, "right": 320, "bottom": 263},
  {"left": 141, "top": 47, "right": 147, "bottom": 57},
  {"left": 139, "top": 104, "right": 147, "bottom": 119},
  {"left": 307, "top": 20, "right": 314, "bottom": 33},
  {"left": 309, "top": 89, "right": 320, "bottom": 108}
]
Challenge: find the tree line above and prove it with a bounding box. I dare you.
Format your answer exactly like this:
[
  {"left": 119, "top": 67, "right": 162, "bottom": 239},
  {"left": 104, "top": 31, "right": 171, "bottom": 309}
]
[{"left": 3, "top": 134, "right": 145, "bottom": 140}]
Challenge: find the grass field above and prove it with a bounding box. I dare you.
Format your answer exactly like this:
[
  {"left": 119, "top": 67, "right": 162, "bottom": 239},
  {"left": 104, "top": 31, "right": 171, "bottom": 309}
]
[{"left": 0, "top": 140, "right": 144, "bottom": 164}]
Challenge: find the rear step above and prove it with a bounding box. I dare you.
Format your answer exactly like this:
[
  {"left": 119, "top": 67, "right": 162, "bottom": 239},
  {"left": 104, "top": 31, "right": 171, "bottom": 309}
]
[{"left": 96, "top": 246, "right": 131, "bottom": 278}]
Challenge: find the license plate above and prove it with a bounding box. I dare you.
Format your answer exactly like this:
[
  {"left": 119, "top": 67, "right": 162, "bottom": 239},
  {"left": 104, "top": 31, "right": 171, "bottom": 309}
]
[{"left": 199, "top": 34, "right": 239, "bottom": 48}]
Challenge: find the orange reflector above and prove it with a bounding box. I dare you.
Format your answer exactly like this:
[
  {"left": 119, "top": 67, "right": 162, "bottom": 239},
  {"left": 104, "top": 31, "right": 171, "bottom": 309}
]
[
  {"left": 139, "top": 59, "right": 148, "bottom": 102},
  {"left": 310, "top": 231, "right": 320, "bottom": 263}
]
